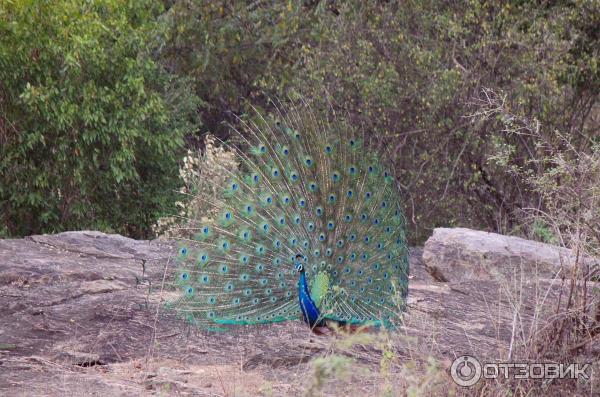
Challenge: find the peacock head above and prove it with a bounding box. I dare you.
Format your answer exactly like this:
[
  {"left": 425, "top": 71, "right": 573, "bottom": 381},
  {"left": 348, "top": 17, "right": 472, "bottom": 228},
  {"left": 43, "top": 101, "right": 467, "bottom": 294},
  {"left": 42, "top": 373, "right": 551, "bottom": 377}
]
[{"left": 294, "top": 253, "right": 305, "bottom": 273}]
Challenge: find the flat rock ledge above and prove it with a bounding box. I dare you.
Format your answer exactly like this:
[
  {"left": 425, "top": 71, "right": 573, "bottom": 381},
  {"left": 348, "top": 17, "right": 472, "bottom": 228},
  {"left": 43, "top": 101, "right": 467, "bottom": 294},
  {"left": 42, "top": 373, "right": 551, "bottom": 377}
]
[{"left": 0, "top": 229, "right": 597, "bottom": 396}]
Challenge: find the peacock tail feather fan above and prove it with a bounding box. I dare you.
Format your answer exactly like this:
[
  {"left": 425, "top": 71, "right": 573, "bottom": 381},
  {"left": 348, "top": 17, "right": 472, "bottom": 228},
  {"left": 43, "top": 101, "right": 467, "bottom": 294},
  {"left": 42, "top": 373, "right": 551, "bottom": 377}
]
[{"left": 167, "top": 99, "right": 409, "bottom": 330}]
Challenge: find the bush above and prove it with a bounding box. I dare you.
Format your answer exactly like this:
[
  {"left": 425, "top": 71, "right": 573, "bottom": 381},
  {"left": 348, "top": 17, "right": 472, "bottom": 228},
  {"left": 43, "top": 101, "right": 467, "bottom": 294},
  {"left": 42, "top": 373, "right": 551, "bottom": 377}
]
[{"left": 0, "top": 0, "right": 199, "bottom": 238}]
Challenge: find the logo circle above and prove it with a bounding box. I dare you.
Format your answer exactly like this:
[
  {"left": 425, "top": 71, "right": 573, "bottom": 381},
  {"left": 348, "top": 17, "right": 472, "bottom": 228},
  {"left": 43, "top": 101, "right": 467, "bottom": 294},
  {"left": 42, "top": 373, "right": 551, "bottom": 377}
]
[{"left": 450, "top": 355, "right": 482, "bottom": 387}]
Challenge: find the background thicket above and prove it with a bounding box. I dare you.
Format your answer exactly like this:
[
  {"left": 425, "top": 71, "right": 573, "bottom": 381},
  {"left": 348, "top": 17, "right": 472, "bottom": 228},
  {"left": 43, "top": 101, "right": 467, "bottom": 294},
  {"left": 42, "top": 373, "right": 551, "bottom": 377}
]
[{"left": 1, "top": 0, "right": 598, "bottom": 244}]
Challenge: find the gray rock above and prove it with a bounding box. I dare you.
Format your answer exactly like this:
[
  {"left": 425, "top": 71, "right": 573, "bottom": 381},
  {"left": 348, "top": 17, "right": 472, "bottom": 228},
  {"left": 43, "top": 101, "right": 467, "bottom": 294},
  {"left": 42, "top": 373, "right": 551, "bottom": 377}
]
[
  {"left": 422, "top": 227, "right": 599, "bottom": 282},
  {"left": 0, "top": 230, "right": 590, "bottom": 395}
]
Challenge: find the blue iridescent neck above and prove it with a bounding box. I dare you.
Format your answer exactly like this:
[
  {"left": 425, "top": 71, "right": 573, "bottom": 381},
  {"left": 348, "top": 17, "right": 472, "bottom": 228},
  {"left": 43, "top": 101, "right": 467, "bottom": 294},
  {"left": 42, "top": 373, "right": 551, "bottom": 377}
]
[{"left": 296, "top": 264, "right": 322, "bottom": 327}]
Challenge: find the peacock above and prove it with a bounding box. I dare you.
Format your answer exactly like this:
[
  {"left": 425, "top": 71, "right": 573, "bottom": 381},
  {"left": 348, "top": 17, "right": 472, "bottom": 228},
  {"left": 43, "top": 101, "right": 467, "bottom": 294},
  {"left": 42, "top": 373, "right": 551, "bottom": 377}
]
[{"left": 167, "top": 99, "right": 409, "bottom": 332}]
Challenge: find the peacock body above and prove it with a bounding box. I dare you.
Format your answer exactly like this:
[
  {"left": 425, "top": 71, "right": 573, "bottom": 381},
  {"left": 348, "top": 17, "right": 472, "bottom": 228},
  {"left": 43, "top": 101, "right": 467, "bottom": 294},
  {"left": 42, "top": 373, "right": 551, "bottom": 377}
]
[{"left": 169, "top": 100, "right": 409, "bottom": 331}]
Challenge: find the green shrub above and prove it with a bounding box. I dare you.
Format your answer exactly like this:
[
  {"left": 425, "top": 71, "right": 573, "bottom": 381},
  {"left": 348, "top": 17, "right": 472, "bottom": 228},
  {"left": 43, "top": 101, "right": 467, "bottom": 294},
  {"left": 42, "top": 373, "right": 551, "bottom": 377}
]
[{"left": 0, "top": 0, "right": 199, "bottom": 237}]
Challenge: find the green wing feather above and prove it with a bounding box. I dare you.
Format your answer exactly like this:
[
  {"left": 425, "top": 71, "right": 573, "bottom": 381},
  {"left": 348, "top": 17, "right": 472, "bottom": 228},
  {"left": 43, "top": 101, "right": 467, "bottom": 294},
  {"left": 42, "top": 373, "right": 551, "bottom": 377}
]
[{"left": 167, "top": 99, "right": 409, "bottom": 330}]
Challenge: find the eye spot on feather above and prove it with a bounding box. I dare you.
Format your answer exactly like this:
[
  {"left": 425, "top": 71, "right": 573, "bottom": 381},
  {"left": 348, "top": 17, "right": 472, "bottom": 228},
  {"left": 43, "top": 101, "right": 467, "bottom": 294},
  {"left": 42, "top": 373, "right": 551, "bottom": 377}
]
[
  {"left": 318, "top": 233, "right": 326, "bottom": 241},
  {"left": 328, "top": 194, "right": 336, "bottom": 204},
  {"left": 325, "top": 248, "right": 333, "bottom": 256},
  {"left": 208, "top": 296, "right": 217, "bottom": 305},
  {"left": 336, "top": 239, "right": 344, "bottom": 248},
  {"left": 309, "top": 182, "right": 318, "bottom": 192},
  {"left": 324, "top": 145, "right": 333, "bottom": 154},
  {"left": 365, "top": 191, "right": 372, "bottom": 200},
  {"left": 344, "top": 214, "right": 352, "bottom": 222},
  {"left": 332, "top": 172, "right": 341, "bottom": 182},
  {"left": 307, "top": 222, "right": 315, "bottom": 232},
  {"left": 315, "top": 206, "right": 323, "bottom": 216},
  {"left": 244, "top": 289, "right": 252, "bottom": 296},
  {"left": 298, "top": 198, "right": 306, "bottom": 207},
  {"left": 201, "top": 275, "right": 210, "bottom": 284},
  {"left": 347, "top": 190, "right": 353, "bottom": 198},
  {"left": 219, "top": 264, "right": 228, "bottom": 274},
  {"left": 198, "top": 253, "right": 209, "bottom": 264},
  {"left": 336, "top": 255, "right": 344, "bottom": 263},
  {"left": 225, "top": 282, "right": 234, "bottom": 292},
  {"left": 179, "top": 247, "right": 188, "bottom": 257},
  {"left": 271, "top": 168, "right": 280, "bottom": 177},
  {"left": 327, "top": 221, "right": 335, "bottom": 230},
  {"left": 180, "top": 272, "right": 189, "bottom": 281},
  {"left": 259, "top": 222, "right": 270, "bottom": 233},
  {"left": 255, "top": 263, "right": 264, "bottom": 273},
  {"left": 313, "top": 249, "right": 320, "bottom": 257}
]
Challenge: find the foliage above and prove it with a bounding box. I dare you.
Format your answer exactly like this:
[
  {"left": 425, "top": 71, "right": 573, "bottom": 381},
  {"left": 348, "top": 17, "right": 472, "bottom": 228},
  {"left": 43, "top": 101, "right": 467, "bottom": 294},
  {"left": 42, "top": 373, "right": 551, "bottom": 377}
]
[
  {"left": 158, "top": 0, "right": 599, "bottom": 243},
  {"left": 1, "top": 0, "right": 597, "bottom": 242},
  {"left": 0, "top": 0, "right": 199, "bottom": 237}
]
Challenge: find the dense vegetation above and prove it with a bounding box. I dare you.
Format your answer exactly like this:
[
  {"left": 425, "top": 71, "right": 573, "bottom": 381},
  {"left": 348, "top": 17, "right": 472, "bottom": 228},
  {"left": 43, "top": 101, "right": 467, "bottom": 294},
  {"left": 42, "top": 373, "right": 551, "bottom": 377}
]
[{"left": 1, "top": 0, "right": 598, "bottom": 243}]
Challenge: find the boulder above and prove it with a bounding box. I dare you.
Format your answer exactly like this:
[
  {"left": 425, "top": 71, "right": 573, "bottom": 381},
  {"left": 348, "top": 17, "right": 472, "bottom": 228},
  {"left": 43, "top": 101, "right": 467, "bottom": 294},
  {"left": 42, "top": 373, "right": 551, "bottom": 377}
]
[{"left": 422, "top": 227, "right": 599, "bottom": 282}]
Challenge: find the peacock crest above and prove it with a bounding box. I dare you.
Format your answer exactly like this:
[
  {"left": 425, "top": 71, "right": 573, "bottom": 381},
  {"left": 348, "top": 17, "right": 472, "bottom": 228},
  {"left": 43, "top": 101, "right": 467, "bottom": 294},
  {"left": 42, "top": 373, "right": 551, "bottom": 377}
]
[{"left": 167, "top": 99, "right": 409, "bottom": 331}]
